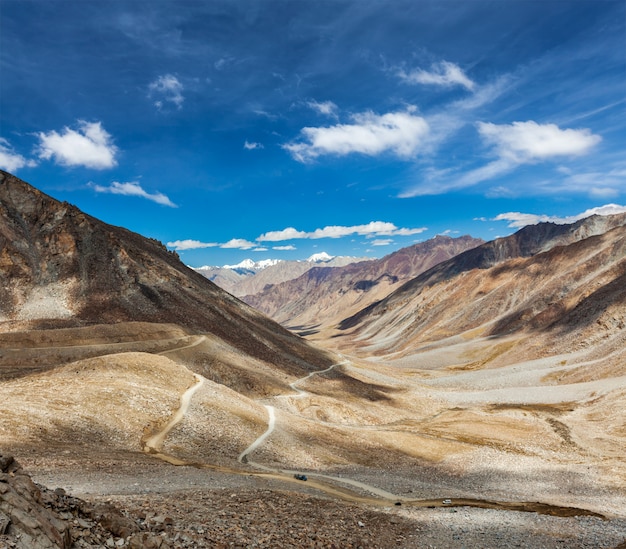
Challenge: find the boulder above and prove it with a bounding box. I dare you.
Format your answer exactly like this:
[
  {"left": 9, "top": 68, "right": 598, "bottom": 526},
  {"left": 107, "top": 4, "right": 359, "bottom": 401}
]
[{"left": 0, "top": 454, "right": 71, "bottom": 548}]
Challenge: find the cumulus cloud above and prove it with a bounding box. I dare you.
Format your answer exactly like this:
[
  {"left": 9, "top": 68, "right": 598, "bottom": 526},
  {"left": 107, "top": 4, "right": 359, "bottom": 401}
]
[
  {"left": 273, "top": 245, "right": 296, "bottom": 251},
  {"left": 0, "top": 138, "right": 37, "bottom": 172},
  {"left": 284, "top": 109, "right": 429, "bottom": 162},
  {"left": 257, "top": 227, "right": 308, "bottom": 241},
  {"left": 306, "top": 100, "right": 338, "bottom": 117},
  {"left": 167, "top": 239, "right": 218, "bottom": 251},
  {"left": 494, "top": 203, "right": 626, "bottom": 228},
  {"left": 257, "top": 221, "right": 427, "bottom": 242},
  {"left": 168, "top": 236, "right": 267, "bottom": 252},
  {"left": 149, "top": 74, "right": 184, "bottom": 109},
  {"left": 243, "top": 141, "right": 264, "bottom": 150},
  {"left": 220, "top": 238, "right": 257, "bottom": 249},
  {"left": 455, "top": 121, "right": 603, "bottom": 187},
  {"left": 90, "top": 181, "right": 177, "bottom": 207},
  {"left": 478, "top": 121, "right": 602, "bottom": 164},
  {"left": 37, "top": 121, "right": 118, "bottom": 169},
  {"left": 398, "top": 61, "right": 475, "bottom": 91},
  {"left": 370, "top": 239, "right": 394, "bottom": 246}
]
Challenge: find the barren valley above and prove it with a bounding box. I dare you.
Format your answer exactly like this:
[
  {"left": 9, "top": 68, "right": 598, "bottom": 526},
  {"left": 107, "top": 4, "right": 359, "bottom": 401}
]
[{"left": 1, "top": 171, "right": 625, "bottom": 548}]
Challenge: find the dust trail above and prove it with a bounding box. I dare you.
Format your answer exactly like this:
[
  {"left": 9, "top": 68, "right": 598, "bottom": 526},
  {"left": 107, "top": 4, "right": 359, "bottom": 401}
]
[
  {"left": 288, "top": 360, "right": 347, "bottom": 397},
  {"left": 237, "top": 405, "right": 275, "bottom": 463},
  {"left": 143, "top": 374, "right": 205, "bottom": 453}
]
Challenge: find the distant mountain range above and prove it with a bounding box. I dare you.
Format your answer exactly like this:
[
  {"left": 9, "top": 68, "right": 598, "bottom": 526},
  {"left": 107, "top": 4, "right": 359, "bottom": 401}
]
[
  {"left": 194, "top": 252, "right": 372, "bottom": 297},
  {"left": 242, "top": 234, "right": 485, "bottom": 337}
]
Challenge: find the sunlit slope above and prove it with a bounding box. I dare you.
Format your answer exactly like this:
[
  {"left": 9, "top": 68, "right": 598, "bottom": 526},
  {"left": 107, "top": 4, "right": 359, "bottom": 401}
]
[{"left": 337, "top": 215, "right": 626, "bottom": 365}]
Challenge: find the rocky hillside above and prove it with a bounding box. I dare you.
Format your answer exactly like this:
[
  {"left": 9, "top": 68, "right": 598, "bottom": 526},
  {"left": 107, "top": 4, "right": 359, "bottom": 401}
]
[
  {"left": 0, "top": 170, "right": 334, "bottom": 375},
  {"left": 243, "top": 235, "right": 484, "bottom": 335},
  {"left": 337, "top": 213, "right": 626, "bottom": 361}
]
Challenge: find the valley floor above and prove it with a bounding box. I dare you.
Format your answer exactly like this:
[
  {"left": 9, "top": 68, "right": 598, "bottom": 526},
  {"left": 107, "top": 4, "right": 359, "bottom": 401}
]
[
  {"left": 2, "top": 323, "right": 626, "bottom": 548},
  {"left": 9, "top": 450, "right": 625, "bottom": 549}
]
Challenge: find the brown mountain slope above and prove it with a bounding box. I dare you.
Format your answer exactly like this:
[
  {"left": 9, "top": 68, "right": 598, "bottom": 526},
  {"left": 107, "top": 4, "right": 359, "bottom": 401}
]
[
  {"left": 243, "top": 234, "right": 484, "bottom": 337},
  {"left": 0, "top": 170, "right": 334, "bottom": 376},
  {"left": 336, "top": 215, "right": 626, "bottom": 364}
]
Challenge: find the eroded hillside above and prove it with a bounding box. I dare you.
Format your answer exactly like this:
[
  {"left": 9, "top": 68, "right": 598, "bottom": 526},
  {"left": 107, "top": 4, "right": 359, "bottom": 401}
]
[{"left": 0, "top": 170, "right": 335, "bottom": 378}]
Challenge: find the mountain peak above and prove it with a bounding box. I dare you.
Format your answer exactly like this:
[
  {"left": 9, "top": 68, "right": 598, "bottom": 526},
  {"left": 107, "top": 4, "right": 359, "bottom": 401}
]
[
  {"left": 223, "top": 258, "right": 282, "bottom": 271},
  {"left": 307, "top": 252, "right": 334, "bottom": 263}
]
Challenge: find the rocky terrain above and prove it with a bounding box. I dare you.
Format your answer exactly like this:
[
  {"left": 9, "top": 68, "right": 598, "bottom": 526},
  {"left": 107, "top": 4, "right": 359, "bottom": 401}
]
[
  {"left": 1, "top": 171, "right": 626, "bottom": 548},
  {"left": 3, "top": 452, "right": 625, "bottom": 549},
  {"left": 0, "top": 169, "right": 335, "bottom": 379}
]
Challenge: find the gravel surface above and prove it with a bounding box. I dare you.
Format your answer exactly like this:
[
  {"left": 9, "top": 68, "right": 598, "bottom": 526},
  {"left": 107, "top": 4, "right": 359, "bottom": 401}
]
[{"left": 11, "top": 454, "right": 625, "bottom": 549}]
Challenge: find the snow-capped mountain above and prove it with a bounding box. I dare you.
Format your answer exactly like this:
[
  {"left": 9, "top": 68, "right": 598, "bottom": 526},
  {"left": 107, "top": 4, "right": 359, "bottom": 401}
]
[
  {"left": 306, "top": 252, "right": 333, "bottom": 263},
  {"left": 194, "top": 253, "right": 370, "bottom": 296},
  {"left": 221, "top": 258, "right": 283, "bottom": 274}
]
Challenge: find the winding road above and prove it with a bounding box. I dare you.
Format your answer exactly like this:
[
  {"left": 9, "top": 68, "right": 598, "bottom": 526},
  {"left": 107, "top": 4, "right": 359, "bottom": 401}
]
[
  {"left": 237, "top": 360, "right": 347, "bottom": 464},
  {"left": 142, "top": 358, "right": 604, "bottom": 519},
  {"left": 143, "top": 374, "right": 205, "bottom": 455}
]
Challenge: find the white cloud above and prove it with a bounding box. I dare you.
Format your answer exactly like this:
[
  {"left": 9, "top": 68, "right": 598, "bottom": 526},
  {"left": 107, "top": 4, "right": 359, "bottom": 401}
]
[
  {"left": 398, "top": 61, "right": 475, "bottom": 91},
  {"left": 0, "top": 138, "right": 37, "bottom": 172},
  {"left": 244, "top": 141, "right": 264, "bottom": 150},
  {"left": 403, "top": 120, "right": 603, "bottom": 197},
  {"left": 370, "top": 239, "right": 394, "bottom": 246},
  {"left": 273, "top": 245, "right": 296, "bottom": 251},
  {"left": 257, "top": 227, "right": 308, "bottom": 242},
  {"left": 589, "top": 187, "right": 619, "bottom": 199},
  {"left": 90, "top": 181, "right": 177, "bottom": 207},
  {"left": 167, "top": 237, "right": 256, "bottom": 251},
  {"left": 220, "top": 238, "right": 257, "bottom": 249},
  {"left": 284, "top": 109, "right": 429, "bottom": 162},
  {"left": 149, "top": 74, "right": 184, "bottom": 109},
  {"left": 494, "top": 203, "right": 626, "bottom": 228},
  {"left": 477, "top": 121, "right": 601, "bottom": 164},
  {"left": 306, "top": 100, "right": 338, "bottom": 117},
  {"left": 258, "top": 221, "right": 427, "bottom": 242},
  {"left": 385, "top": 227, "right": 429, "bottom": 236},
  {"left": 37, "top": 121, "right": 118, "bottom": 169},
  {"left": 167, "top": 239, "right": 218, "bottom": 251}
]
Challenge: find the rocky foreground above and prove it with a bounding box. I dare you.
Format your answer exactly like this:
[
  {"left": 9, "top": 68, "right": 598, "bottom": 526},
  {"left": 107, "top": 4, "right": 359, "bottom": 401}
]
[{"left": 2, "top": 454, "right": 626, "bottom": 549}]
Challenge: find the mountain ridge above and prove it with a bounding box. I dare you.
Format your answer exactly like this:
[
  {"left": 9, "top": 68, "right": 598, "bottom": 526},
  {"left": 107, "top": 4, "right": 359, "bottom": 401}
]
[
  {"left": 0, "top": 170, "right": 334, "bottom": 376},
  {"left": 243, "top": 234, "right": 485, "bottom": 335},
  {"left": 339, "top": 212, "right": 626, "bottom": 332},
  {"left": 335, "top": 213, "right": 626, "bottom": 367}
]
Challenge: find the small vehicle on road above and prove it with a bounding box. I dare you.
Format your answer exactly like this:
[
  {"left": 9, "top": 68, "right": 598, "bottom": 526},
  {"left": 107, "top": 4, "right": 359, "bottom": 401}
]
[{"left": 294, "top": 474, "right": 308, "bottom": 481}]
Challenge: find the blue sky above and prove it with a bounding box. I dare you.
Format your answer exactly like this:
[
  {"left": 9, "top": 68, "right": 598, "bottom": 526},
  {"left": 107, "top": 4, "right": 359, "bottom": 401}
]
[{"left": 1, "top": 0, "right": 625, "bottom": 267}]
